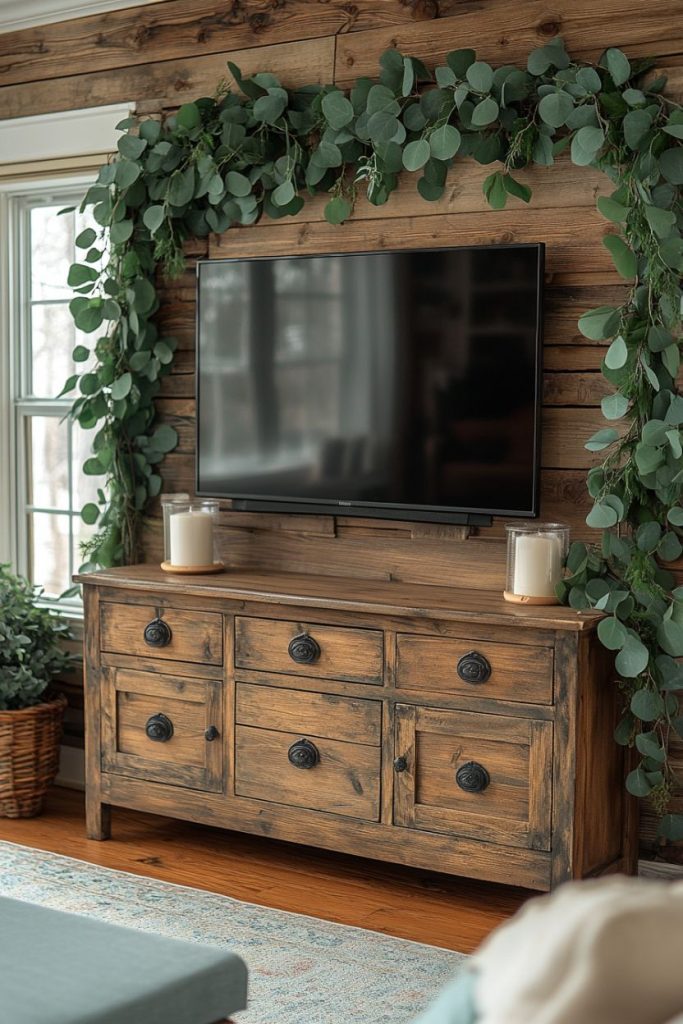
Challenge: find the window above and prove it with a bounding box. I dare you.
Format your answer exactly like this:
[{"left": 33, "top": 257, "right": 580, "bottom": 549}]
[
  {"left": 0, "top": 103, "right": 130, "bottom": 610},
  {"left": 5, "top": 183, "right": 100, "bottom": 605}
]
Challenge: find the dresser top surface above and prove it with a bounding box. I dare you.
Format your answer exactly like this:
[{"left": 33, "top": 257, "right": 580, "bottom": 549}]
[{"left": 76, "top": 564, "right": 600, "bottom": 633}]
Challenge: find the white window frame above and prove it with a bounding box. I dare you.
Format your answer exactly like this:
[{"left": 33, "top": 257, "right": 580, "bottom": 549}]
[{"left": 0, "top": 104, "right": 131, "bottom": 615}]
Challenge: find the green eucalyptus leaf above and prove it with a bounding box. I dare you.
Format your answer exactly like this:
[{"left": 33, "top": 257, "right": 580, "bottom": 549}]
[
  {"left": 644, "top": 205, "right": 676, "bottom": 238},
  {"left": 625, "top": 767, "right": 651, "bottom": 797},
  {"left": 466, "top": 61, "right": 493, "bottom": 93},
  {"left": 660, "top": 148, "right": 683, "bottom": 185},
  {"left": 118, "top": 134, "right": 147, "bottom": 160},
  {"left": 658, "top": 619, "right": 683, "bottom": 657},
  {"left": 601, "top": 392, "right": 629, "bottom": 420},
  {"left": 622, "top": 108, "right": 652, "bottom": 149},
  {"left": 586, "top": 502, "right": 618, "bottom": 528},
  {"left": 658, "top": 815, "right": 683, "bottom": 841},
  {"left": 402, "top": 140, "right": 431, "bottom": 172},
  {"left": 322, "top": 90, "right": 355, "bottom": 130},
  {"left": 324, "top": 196, "right": 352, "bottom": 225},
  {"left": 538, "top": 91, "right": 574, "bottom": 128},
  {"left": 585, "top": 427, "right": 619, "bottom": 452},
  {"left": 429, "top": 124, "right": 461, "bottom": 161},
  {"left": 616, "top": 636, "right": 650, "bottom": 677},
  {"left": 603, "top": 47, "right": 631, "bottom": 86},
  {"left": 471, "top": 96, "right": 499, "bottom": 126},
  {"left": 110, "top": 373, "right": 132, "bottom": 401},
  {"left": 80, "top": 503, "right": 100, "bottom": 525},
  {"left": 596, "top": 196, "right": 628, "bottom": 223},
  {"left": 630, "top": 688, "right": 664, "bottom": 722},
  {"left": 483, "top": 171, "right": 507, "bottom": 210},
  {"left": 598, "top": 616, "right": 628, "bottom": 650},
  {"left": 604, "top": 335, "right": 628, "bottom": 369},
  {"left": 143, "top": 205, "right": 165, "bottom": 234},
  {"left": 176, "top": 102, "right": 201, "bottom": 130},
  {"left": 602, "top": 234, "right": 637, "bottom": 279},
  {"left": 578, "top": 305, "right": 619, "bottom": 340}
]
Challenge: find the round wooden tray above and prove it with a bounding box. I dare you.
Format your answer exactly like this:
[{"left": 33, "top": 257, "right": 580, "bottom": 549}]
[
  {"left": 160, "top": 561, "right": 225, "bottom": 575},
  {"left": 503, "top": 590, "right": 560, "bottom": 606}
]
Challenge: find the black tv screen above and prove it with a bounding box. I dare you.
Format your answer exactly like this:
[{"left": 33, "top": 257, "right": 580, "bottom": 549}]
[{"left": 196, "top": 243, "right": 543, "bottom": 522}]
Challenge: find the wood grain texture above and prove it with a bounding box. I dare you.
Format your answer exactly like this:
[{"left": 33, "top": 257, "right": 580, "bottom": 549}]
[
  {"left": 334, "top": 0, "right": 683, "bottom": 87},
  {"left": 0, "top": 0, "right": 456, "bottom": 89},
  {"left": 235, "top": 682, "right": 382, "bottom": 744},
  {"left": 83, "top": 587, "right": 110, "bottom": 840},
  {"left": 0, "top": 35, "right": 335, "bottom": 119},
  {"left": 102, "top": 769, "right": 552, "bottom": 888},
  {"left": 234, "top": 615, "right": 384, "bottom": 684},
  {"left": 0, "top": 786, "right": 527, "bottom": 954},
  {"left": 234, "top": 724, "right": 382, "bottom": 819},
  {"left": 209, "top": 206, "right": 619, "bottom": 283},
  {"left": 394, "top": 633, "right": 554, "bottom": 704},
  {"left": 100, "top": 600, "right": 224, "bottom": 665},
  {"left": 393, "top": 704, "right": 553, "bottom": 850},
  {"left": 78, "top": 565, "right": 601, "bottom": 632},
  {"left": 102, "top": 666, "right": 224, "bottom": 791}
]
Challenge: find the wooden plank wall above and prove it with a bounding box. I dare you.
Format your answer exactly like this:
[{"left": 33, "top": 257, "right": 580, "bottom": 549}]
[{"left": 3, "top": 0, "right": 682, "bottom": 855}]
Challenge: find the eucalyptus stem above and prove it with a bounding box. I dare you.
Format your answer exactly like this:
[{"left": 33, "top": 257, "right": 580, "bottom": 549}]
[{"left": 63, "top": 36, "right": 683, "bottom": 843}]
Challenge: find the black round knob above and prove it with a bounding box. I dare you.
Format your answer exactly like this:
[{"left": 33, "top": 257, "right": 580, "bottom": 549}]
[
  {"left": 204, "top": 726, "right": 219, "bottom": 742},
  {"left": 394, "top": 756, "right": 408, "bottom": 773},
  {"left": 143, "top": 618, "right": 172, "bottom": 648},
  {"left": 288, "top": 633, "right": 321, "bottom": 665},
  {"left": 287, "top": 738, "right": 320, "bottom": 769},
  {"left": 145, "top": 713, "right": 174, "bottom": 742},
  {"left": 456, "top": 761, "right": 490, "bottom": 793},
  {"left": 456, "top": 651, "right": 491, "bottom": 684}
]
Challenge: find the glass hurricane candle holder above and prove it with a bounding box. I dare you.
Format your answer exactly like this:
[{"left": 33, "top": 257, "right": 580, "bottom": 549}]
[
  {"left": 160, "top": 496, "right": 224, "bottom": 574},
  {"left": 504, "top": 523, "right": 569, "bottom": 605}
]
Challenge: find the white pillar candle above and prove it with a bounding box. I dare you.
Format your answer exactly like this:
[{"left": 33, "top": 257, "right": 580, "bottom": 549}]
[
  {"left": 169, "top": 511, "right": 214, "bottom": 567},
  {"left": 513, "top": 533, "right": 563, "bottom": 598}
]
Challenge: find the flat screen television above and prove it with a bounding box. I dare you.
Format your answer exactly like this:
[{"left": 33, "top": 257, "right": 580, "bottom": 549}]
[{"left": 196, "top": 242, "right": 544, "bottom": 525}]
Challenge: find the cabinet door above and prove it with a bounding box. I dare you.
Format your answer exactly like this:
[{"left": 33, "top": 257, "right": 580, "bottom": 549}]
[
  {"left": 393, "top": 705, "right": 552, "bottom": 851},
  {"left": 101, "top": 667, "right": 224, "bottom": 792}
]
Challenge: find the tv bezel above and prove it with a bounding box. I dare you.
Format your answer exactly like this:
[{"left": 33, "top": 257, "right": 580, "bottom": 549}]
[{"left": 195, "top": 241, "right": 544, "bottom": 525}]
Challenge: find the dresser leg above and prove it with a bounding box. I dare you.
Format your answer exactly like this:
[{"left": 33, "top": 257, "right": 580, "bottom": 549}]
[{"left": 86, "top": 798, "right": 111, "bottom": 840}]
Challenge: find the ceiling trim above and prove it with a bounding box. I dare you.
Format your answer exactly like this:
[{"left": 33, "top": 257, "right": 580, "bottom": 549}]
[
  {"left": 0, "top": 103, "right": 132, "bottom": 164},
  {"left": 0, "top": 0, "right": 167, "bottom": 34}
]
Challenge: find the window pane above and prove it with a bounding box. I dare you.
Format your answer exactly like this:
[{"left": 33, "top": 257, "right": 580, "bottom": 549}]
[
  {"left": 31, "top": 303, "right": 75, "bottom": 397},
  {"left": 30, "top": 204, "right": 75, "bottom": 301},
  {"left": 72, "top": 423, "right": 99, "bottom": 510},
  {"left": 27, "top": 416, "right": 69, "bottom": 509},
  {"left": 28, "top": 511, "right": 71, "bottom": 597}
]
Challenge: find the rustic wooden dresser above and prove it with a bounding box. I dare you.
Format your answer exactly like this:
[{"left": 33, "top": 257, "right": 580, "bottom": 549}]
[{"left": 78, "top": 565, "right": 637, "bottom": 890}]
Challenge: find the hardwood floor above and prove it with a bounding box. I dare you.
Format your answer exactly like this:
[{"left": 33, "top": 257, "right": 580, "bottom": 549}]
[{"left": 0, "top": 786, "right": 527, "bottom": 953}]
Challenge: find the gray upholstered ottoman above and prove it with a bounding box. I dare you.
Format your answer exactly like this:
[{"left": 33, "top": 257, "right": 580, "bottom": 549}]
[{"left": 0, "top": 896, "right": 248, "bottom": 1024}]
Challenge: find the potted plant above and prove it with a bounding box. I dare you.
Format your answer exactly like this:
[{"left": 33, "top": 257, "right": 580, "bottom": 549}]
[{"left": 0, "top": 564, "right": 71, "bottom": 817}]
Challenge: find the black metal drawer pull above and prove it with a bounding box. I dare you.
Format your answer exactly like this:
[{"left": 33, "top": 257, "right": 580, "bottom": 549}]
[
  {"left": 456, "top": 651, "right": 491, "bottom": 684},
  {"left": 456, "top": 761, "right": 490, "bottom": 793},
  {"left": 145, "top": 713, "right": 174, "bottom": 743},
  {"left": 143, "top": 618, "right": 172, "bottom": 648},
  {"left": 288, "top": 633, "right": 321, "bottom": 665},
  {"left": 394, "top": 756, "right": 408, "bottom": 773},
  {"left": 287, "top": 738, "right": 320, "bottom": 770},
  {"left": 204, "top": 726, "right": 219, "bottom": 742}
]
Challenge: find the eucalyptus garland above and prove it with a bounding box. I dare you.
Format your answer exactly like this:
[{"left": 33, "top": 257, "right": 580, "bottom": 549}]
[{"left": 63, "top": 35, "right": 683, "bottom": 843}]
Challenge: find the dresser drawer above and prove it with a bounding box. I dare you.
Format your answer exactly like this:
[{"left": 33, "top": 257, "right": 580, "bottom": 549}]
[
  {"left": 101, "top": 667, "right": 223, "bottom": 791},
  {"left": 394, "top": 705, "right": 552, "bottom": 850},
  {"left": 234, "top": 616, "right": 383, "bottom": 684},
  {"left": 395, "top": 634, "right": 553, "bottom": 705},
  {"left": 100, "top": 602, "right": 223, "bottom": 666},
  {"left": 235, "top": 724, "right": 380, "bottom": 820},
  {"left": 235, "top": 683, "right": 382, "bottom": 745}
]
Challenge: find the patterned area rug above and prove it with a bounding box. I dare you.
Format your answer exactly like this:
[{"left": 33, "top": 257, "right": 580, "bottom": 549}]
[{"left": 0, "top": 840, "right": 465, "bottom": 1024}]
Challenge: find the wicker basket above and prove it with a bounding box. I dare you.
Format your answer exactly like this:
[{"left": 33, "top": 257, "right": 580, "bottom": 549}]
[{"left": 0, "top": 693, "right": 67, "bottom": 818}]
